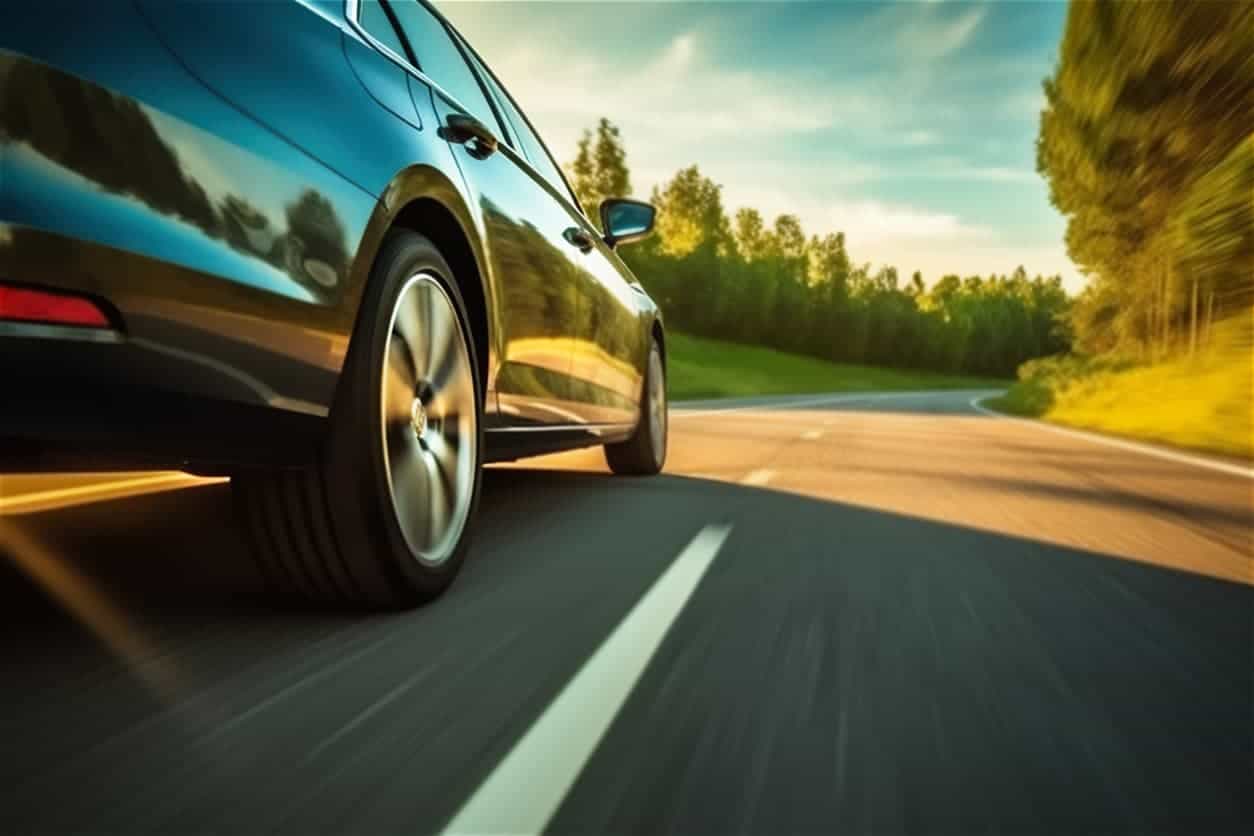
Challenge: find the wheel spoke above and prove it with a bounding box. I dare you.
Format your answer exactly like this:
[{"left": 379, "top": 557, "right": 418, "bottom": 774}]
[
  {"left": 384, "top": 335, "right": 417, "bottom": 424},
  {"left": 422, "top": 451, "right": 452, "bottom": 548},
  {"left": 427, "top": 358, "right": 472, "bottom": 420},
  {"left": 425, "top": 431, "right": 461, "bottom": 483},
  {"left": 424, "top": 284, "right": 454, "bottom": 386},
  {"left": 387, "top": 435, "right": 429, "bottom": 541},
  {"left": 393, "top": 288, "right": 428, "bottom": 372}
]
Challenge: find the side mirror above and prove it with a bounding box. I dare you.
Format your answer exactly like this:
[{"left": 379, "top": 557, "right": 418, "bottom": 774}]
[{"left": 599, "top": 198, "right": 656, "bottom": 248}]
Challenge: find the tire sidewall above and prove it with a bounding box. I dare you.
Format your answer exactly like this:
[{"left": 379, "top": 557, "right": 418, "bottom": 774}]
[{"left": 648, "top": 343, "right": 667, "bottom": 469}]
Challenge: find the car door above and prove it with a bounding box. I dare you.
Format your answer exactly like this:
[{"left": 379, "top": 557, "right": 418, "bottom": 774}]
[
  {"left": 381, "top": 0, "right": 589, "bottom": 428},
  {"left": 454, "top": 33, "right": 645, "bottom": 428}
]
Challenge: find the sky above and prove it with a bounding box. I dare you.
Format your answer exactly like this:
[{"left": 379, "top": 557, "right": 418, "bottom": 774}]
[{"left": 441, "top": 0, "right": 1081, "bottom": 290}]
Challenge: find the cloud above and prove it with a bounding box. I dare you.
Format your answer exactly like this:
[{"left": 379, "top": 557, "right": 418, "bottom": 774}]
[
  {"left": 896, "top": 5, "right": 988, "bottom": 61},
  {"left": 443, "top": 2, "right": 1079, "bottom": 290},
  {"left": 718, "top": 186, "right": 990, "bottom": 246},
  {"left": 467, "top": 29, "right": 892, "bottom": 169},
  {"left": 902, "top": 130, "right": 939, "bottom": 147}
]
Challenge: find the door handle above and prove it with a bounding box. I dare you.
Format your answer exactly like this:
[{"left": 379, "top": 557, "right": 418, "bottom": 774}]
[
  {"left": 563, "top": 227, "right": 594, "bottom": 253},
  {"left": 443, "top": 113, "right": 498, "bottom": 158}
]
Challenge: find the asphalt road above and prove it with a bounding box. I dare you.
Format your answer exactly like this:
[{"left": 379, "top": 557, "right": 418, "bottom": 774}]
[{"left": 1, "top": 389, "right": 1251, "bottom": 835}]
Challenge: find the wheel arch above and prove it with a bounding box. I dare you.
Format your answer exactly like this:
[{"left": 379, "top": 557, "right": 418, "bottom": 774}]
[
  {"left": 651, "top": 316, "right": 667, "bottom": 368},
  {"left": 340, "top": 164, "right": 496, "bottom": 408}
]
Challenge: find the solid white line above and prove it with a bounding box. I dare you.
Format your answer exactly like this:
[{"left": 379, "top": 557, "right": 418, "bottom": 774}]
[
  {"left": 673, "top": 389, "right": 991, "bottom": 419},
  {"left": 440, "top": 524, "right": 733, "bottom": 836},
  {"left": 801, "top": 429, "right": 825, "bottom": 441},
  {"left": 969, "top": 396, "right": 1254, "bottom": 480},
  {"left": 741, "top": 468, "right": 775, "bottom": 486},
  {"left": 0, "top": 473, "right": 225, "bottom": 514}
]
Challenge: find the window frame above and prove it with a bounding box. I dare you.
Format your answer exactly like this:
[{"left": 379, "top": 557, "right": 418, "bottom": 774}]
[
  {"left": 447, "top": 29, "right": 586, "bottom": 215},
  {"left": 345, "top": 0, "right": 590, "bottom": 221},
  {"left": 345, "top": 0, "right": 508, "bottom": 142}
]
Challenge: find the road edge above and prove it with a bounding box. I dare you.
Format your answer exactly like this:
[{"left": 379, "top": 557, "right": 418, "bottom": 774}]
[{"left": 969, "top": 395, "right": 1254, "bottom": 480}]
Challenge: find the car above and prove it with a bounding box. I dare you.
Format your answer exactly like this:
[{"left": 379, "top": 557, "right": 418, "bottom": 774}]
[{"left": 0, "top": 0, "right": 668, "bottom": 609}]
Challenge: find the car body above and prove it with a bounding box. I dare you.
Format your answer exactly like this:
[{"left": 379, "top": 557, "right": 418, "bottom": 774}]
[{"left": 0, "top": 0, "right": 668, "bottom": 607}]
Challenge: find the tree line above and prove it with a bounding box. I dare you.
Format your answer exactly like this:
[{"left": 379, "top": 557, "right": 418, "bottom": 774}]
[
  {"left": 567, "top": 120, "right": 1070, "bottom": 378},
  {"left": 1037, "top": 0, "right": 1253, "bottom": 359}
]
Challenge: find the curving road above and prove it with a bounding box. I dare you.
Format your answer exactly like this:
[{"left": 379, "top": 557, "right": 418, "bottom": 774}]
[{"left": 1, "top": 390, "right": 1251, "bottom": 834}]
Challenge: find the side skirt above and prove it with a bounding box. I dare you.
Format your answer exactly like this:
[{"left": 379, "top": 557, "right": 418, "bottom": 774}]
[{"left": 484, "top": 424, "right": 635, "bottom": 463}]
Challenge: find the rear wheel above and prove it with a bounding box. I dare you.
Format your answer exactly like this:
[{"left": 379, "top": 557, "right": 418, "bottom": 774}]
[
  {"left": 234, "top": 230, "right": 482, "bottom": 609},
  {"left": 604, "top": 339, "right": 666, "bottom": 476}
]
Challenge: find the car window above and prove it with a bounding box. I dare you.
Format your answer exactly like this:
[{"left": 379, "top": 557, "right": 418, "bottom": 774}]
[
  {"left": 459, "top": 41, "right": 581, "bottom": 210},
  {"left": 385, "top": 0, "right": 497, "bottom": 127},
  {"left": 357, "top": 0, "right": 408, "bottom": 61},
  {"left": 458, "top": 49, "right": 520, "bottom": 152}
]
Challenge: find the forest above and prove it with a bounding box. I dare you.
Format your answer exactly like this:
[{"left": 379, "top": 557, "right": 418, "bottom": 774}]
[
  {"left": 1037, "top": 0, "right": 1252, "bottom": 358},
  {"left": 566, "top": 120, "right": 1070, "bottom": 379}
]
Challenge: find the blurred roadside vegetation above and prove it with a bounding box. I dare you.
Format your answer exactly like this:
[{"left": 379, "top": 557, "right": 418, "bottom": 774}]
[
  {"left": 1020, "top": 0, "right": 1252, "bottom": 455},
  {"left": 989, "top": 314, "right": 1252, "bottom": 458},
  {"left": 666, "top": 332, "right": 1004, "bottom": 401},
  {"left": 1038, "top": 1, "right": 1252, "bottom": 358}
]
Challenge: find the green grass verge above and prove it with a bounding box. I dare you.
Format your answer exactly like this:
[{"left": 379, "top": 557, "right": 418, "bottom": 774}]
[
  {"left": 667, "top": 331, "right": 1007, "bottom": 400},
  {"left": 984, "top": 315, "right": 1253, "bottom": 459}
]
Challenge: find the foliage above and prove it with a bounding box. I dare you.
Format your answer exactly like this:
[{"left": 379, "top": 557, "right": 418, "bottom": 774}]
[
  {"left": 989, "top": 311, "right": 1253, "bottom": 457},
  {"left": 666, "top": 332, "right": 1007, "bottom": 401},
  {"left": 567, "top": 118, "right": 632, "bottom": 228},
  {"left": 561, "top": 118, "right": 1072, "bottom": 378},
  {"left": 1037, "top": 0, "right": 1254, "bottom": 357}
]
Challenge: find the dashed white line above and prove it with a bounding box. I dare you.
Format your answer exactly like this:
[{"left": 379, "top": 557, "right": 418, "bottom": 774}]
[
  {"left": 0, "top": 473, "right": 226, "bottom": 515},
  {"left": 969, "top": 396, "right": 1254, "bottom": 480},
  {"left": 741, "top": 469, "right": 775, "bottom": 487},
  {"left": 439, "top": 524, "right": 733, "bottom": 836}
]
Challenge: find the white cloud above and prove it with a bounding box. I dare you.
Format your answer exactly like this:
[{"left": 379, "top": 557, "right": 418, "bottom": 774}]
[
  {"left": 710, "top": 185, "right": 1081, "bottom": 289},
  {"left": 822, "top": 200, "right": 992, "bottom": 245},
  {"left": 902, "top": 130, "right": 939, "bottom": 147},
  {"left": 443, "top": 2, "right": 1079, "bottom": 290},
  {"left": 896, "top": 5, "right": 987, "bottom": 61}
]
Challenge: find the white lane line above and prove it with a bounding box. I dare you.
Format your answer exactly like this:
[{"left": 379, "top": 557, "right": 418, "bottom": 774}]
[
  {"left": 673, "top": 389, "right": 992, "bottom": 419},
  {"left": 0, "top": 473, "right": 226, "bottom": 515},
  {"left": 969, "top": 396, "right": 1254, "bottom": 480},
  {"left": 741, "top": 468, "right": 775, "bottom": 487},
  {"left": 801, "top": 429, "right": 824, "bottom": 441},
  {"left": 440, "top": 524, "right": 733, "bottom": 836}
]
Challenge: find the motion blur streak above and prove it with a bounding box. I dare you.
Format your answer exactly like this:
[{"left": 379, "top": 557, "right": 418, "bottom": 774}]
[
  {"left": 0, "top": 472, "right": 226, "bottom": 515},
  {"left": 0, "top": 519, "right": 178, "bottom": 696},
  {"left": 1, "top": 391, "right": 1249, "bottom": 834}
]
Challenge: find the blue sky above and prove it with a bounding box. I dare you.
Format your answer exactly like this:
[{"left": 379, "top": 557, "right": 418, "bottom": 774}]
[{"left": 442, "top": 0, "right": 1079, "bottom": 289}]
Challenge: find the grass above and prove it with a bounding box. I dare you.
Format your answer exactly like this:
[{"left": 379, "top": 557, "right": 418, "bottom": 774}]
[
  {"left": 985, "top": 313, "right": 1253, "bottom": 459},
  {"left": 666, "top": 331, "right": 1007, "bottom": 400}
]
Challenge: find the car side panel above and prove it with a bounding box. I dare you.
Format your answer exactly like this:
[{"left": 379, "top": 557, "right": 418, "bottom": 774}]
[{"left": 0, "top": 2, "right": 378, "bottom": 415}]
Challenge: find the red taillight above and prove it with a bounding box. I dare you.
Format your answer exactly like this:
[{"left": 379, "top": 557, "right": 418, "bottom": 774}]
[{"left": 0, "top": 284, "right": 110, "bottom": 328}]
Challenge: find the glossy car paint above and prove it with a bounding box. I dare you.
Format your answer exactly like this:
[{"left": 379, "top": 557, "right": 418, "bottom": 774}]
[{"left": 0, "top": 0, "right": 661, "bottom": 470}]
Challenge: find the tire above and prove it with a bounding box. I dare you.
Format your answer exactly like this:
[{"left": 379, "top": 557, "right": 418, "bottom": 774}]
[
  {"left": 604, "top": 338, "right": 667, "bottom": 476},
  {"left": 234, "top": 230, "right": 483, "bottom": 609}
]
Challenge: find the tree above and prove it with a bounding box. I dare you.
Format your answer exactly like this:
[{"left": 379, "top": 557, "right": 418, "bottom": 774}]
[
  {"left": 565, "top": 118, "right": 1073, "bottom": 376},
  {"left": 565, "top": 117, "right": 632, "bottom": 226},
  {"left": 1038, "top": 0, "right": 1254, "bottom": 357}
]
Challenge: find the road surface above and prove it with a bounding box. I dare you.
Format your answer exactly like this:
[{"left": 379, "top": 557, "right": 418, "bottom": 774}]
[{"left": 1, "top": 389, "right": 1250, "bottom": 834}]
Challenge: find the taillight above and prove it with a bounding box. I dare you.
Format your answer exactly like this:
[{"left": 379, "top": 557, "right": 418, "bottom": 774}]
[{"left": 0, "top": 284, "right": 111, "bottom": 328}]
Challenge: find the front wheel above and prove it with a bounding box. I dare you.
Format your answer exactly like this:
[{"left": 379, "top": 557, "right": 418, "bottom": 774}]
[
  {"left": 604, "top": 339, "right": 667, "bottom": 476},
  {"left": 235, "top": 230, "right": 482, "bottom": 610}
]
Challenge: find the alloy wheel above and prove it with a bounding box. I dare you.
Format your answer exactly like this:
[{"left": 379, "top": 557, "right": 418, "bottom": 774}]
[{"left": 380, "top": 272, "right": 477, "bottom": 565}]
